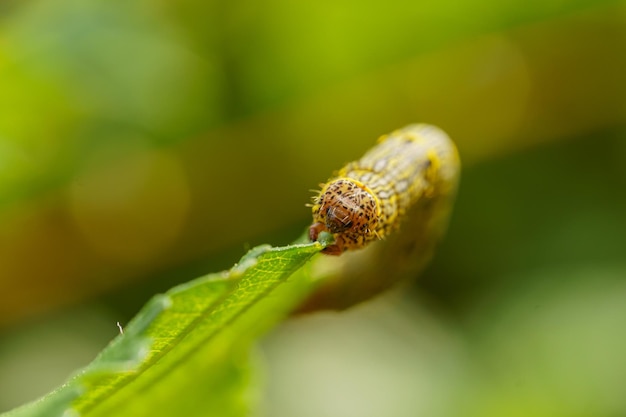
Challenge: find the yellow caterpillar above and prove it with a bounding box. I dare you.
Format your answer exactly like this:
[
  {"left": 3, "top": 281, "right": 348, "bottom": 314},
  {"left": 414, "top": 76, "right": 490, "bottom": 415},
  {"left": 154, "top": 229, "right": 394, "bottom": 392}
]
[{"left": 310, "top": 124, "right": 460, "bottom": 255}]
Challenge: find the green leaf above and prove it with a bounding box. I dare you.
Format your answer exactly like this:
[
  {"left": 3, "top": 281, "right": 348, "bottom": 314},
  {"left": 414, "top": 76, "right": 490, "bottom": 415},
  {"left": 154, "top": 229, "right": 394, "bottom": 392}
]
[{"left": 3, "top": 241, "right": 323, "bottom": 417}]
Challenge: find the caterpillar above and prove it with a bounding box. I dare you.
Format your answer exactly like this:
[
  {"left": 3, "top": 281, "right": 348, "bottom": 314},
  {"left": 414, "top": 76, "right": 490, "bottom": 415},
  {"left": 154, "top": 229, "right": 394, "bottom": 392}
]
[{"left": 309, "top": 124, "right": 460, "bottom": 255}]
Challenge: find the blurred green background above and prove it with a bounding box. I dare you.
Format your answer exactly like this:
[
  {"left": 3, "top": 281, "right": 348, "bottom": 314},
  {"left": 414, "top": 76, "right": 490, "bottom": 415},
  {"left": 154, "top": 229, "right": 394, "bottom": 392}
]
[{"left": 1, "top": 0, "right": 625, "bottom": 415}]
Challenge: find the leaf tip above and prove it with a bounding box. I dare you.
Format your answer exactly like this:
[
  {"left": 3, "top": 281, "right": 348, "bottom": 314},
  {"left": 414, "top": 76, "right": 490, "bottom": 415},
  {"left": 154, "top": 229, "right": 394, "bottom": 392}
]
[{"left": 317, "top": 231, "right": 335, "bottom": 248}]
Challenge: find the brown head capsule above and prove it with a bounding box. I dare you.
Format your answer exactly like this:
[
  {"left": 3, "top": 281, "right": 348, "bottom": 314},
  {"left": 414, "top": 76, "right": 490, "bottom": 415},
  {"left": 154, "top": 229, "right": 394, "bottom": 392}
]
[{"left": 311, "top": 178, "right": 380, "bottom": 254}]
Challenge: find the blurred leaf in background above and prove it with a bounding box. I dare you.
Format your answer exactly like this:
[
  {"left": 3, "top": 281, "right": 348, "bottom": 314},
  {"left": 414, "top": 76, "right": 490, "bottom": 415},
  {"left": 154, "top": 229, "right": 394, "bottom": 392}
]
[{"left": 0, "top": 0, "right": 625, "bottom": 415}]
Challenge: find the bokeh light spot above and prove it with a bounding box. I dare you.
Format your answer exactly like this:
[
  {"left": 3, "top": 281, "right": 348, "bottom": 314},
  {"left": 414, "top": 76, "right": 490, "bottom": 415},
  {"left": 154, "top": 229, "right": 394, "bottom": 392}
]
[{"left": 68, "top": 142, "right": 190, "bottom": 265}]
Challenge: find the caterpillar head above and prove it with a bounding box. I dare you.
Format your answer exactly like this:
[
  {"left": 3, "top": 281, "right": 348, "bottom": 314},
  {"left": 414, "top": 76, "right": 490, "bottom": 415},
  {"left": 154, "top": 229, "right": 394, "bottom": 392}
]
[{"left": 310, "top": 178, "right": 380, "bottom": 254}]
